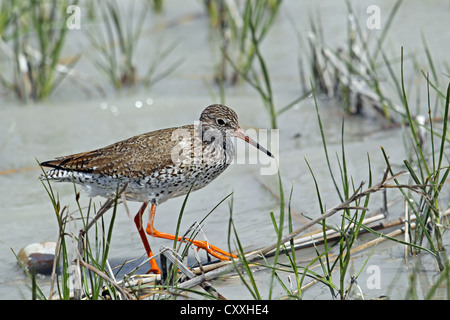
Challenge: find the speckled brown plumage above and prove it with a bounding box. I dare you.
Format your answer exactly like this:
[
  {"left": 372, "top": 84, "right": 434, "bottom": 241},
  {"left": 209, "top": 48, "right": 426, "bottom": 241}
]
[
  {"left": 40, "top": 104, "right": 273, "bottom": 204},
  {"left": 42, "top": 125, "right": 192, "bottom": 178}
]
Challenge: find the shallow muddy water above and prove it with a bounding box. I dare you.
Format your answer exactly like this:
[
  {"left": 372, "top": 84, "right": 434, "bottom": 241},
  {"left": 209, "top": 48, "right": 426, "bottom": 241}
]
[{"left": 0, "top": 0, "right": 449, "bottom": 299}]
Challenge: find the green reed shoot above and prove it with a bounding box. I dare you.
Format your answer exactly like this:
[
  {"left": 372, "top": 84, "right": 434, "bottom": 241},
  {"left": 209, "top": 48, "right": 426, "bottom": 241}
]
[
  {"left": 148, "top": 0, "right": 164, "bottom": 14},
  {"left": 308, "top": 84, "right": 372, "bottom": 299},
  {"left": 0, "top": 0, "right": 76, "bottom": 102},
  {"left": 394, "top": 48, "right": 449, "bottom": 270},
  {"left": 87, "top": 1, "right": 146, "bottom": 89},
  {"left": 16, "top": 164, "right": 128, "bottom": 299},
  {"left": 87, "top": 1, "right": 181, "bottom": 90},
  {"left": 207, "top": 0, "right": 281, "bottom": 82},
  {"left": 207, "top": 0, "right": 313, "bottom": 129}
]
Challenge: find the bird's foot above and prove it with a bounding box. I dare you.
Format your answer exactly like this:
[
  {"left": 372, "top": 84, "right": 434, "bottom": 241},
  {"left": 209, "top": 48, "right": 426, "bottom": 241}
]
[{"left": 190, "top": 239, "right": 237, "bottom": 260}]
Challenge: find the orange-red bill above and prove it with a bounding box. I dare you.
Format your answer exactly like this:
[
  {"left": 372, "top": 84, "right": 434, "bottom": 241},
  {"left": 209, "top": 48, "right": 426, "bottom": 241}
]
[{"left": 234, "top": 127, "right": 274, "bottom": 158}]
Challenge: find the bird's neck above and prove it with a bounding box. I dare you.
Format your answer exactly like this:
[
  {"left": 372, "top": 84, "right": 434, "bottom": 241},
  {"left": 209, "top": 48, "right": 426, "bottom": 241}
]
[{"left": 196, "top": 122, "right": 235, "bottom": 165}]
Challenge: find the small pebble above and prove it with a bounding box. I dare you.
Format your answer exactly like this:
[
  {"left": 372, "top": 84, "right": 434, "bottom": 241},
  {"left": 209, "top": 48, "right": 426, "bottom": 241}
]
[{"left": 18, "top": 242, "right": 56, "bottom": 275}]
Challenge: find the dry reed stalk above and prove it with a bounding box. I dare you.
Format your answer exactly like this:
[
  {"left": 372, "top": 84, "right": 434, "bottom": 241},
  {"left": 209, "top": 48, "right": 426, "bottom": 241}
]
[
  {"left": 293, "top": 208, "right": 450, "bottom": 296},
  {"left": 307, "top": 33, "right": 405, "bottom": 123},
  {"left": 128, "top": 207, "right": 449, "bottom": 293},
  {"left": 294, "top": 222, "right": 414, "bottom": 296},
  {"left": 77, "top": 258, "right": 135, "bottom": 300},
  {"left": 182, "top": 171, "right": 411, "bottom": 290},
  {"left": 48, "top": 205, "right": 69, "bottom": 300},
  {"left": 289, "top": 208, "right": 423, "bottom": 254},
  {"left": 161, "top": 248, "right": 226, "bottom": 300}
]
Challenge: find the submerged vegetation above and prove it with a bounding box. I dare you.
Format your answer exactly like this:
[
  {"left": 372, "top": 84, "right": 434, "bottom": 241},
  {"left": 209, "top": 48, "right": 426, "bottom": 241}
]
[
  {"left": 5, "top": 0, "right": 449, "bottom": 300},
  {"left": 206, "top": 0, "right": 309, "bottom": 129},
  {"left": 0, "top": 0, "right": 181, "bottom": 101},
  {"left": 0, "top": 0, "right": 76, "bottom": 102},
  {"left": 86, "top": 0, "right": 182, "bottom": 90}
]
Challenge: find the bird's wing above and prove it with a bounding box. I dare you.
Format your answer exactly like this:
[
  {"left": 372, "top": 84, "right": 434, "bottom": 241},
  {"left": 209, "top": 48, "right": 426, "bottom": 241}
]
[{"left": 40, "top": 125, "right": 195, "bottom": 178}]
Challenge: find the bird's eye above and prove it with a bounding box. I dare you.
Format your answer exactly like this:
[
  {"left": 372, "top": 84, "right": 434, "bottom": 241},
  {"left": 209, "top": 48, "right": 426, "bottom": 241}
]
[{"left": 216, "top": 118, "right": 226, "bottom": 126}]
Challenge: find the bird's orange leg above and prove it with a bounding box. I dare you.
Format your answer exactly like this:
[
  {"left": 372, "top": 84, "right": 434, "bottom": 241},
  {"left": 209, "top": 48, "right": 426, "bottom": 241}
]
[
  {"left": 134, "top": 202, "right": 161, "bottom": 274},
  {"left": 146, "top": 203, "right": 236, "bottom": 260}
]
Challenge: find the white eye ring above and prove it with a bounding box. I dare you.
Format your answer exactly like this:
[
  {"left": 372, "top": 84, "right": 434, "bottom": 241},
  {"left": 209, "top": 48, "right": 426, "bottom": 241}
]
[{"left": 216, "top": 118, "right": 226, "bottom": 126}]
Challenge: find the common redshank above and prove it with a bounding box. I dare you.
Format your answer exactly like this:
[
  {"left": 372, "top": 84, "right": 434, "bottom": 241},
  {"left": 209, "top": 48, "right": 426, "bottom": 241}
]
[{"left": 40, "top": 104, "right": 273, "bottom": 274}]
